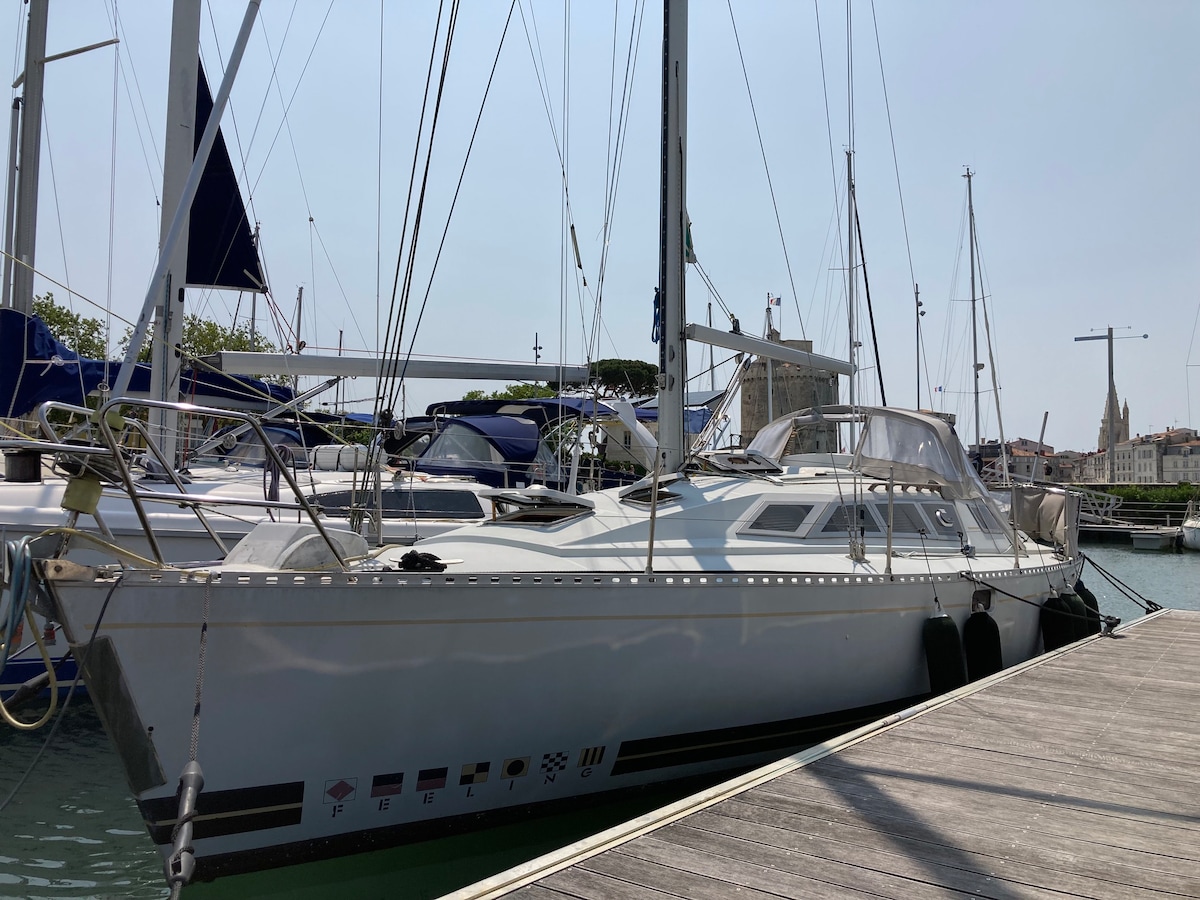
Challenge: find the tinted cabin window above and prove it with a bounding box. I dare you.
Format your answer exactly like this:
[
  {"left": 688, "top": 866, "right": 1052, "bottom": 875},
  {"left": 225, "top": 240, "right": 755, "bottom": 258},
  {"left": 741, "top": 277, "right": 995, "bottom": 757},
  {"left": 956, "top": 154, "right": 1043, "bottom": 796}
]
[
  {"left": 821, "top": 504, "right": 881, "bottom": 534},
  {"left": 887, "top": 501, "right": 929, "bottom": 535},
  {"left": 315, "top": 489, "right": 486, "bottom": 520},
  {"left": 748, "top": 504, "right": 814, "bottom": 534},
  {"left": 967, "top": 500, "right": 1006, "bottom": 533}
]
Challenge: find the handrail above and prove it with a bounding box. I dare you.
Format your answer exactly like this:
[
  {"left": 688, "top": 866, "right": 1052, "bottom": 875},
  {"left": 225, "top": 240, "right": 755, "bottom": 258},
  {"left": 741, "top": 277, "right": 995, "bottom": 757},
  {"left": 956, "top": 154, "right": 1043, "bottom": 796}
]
[{"left": 95, "top": 398, "right": 349, "bottom": 570}]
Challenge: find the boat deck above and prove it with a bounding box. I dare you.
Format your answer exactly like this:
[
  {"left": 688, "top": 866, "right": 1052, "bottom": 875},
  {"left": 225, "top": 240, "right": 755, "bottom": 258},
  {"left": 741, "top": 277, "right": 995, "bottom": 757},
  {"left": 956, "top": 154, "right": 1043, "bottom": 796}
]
[{"left": 448, "top": 608, "right": 1200, "bottom": 899}]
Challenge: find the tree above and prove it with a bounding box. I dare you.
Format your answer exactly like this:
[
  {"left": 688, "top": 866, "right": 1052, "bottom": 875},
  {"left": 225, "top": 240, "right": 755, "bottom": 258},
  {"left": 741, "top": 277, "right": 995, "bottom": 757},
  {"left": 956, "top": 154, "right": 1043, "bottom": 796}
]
[
  {"left": 121, "top": 313, "right": 280, "bottom": 363},
  {"left": 462, "top": 383, "right": 557, "bottom": 401},
  {"left": 589, "top": 358, "right": 658, "bottom": 396},
  {"left": 33, "top": 293, "right": 108, "bottom": 359}
]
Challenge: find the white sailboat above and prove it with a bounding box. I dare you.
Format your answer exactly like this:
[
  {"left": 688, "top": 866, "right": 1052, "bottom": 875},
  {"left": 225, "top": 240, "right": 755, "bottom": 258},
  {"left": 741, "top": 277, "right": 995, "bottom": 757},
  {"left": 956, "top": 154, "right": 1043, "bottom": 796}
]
[
  {"left": 14, "top": 0, "right": 1083, "bottom": 884},
  {"left": 1181, "top": 500, "right": 1200, "bottom": 551}
]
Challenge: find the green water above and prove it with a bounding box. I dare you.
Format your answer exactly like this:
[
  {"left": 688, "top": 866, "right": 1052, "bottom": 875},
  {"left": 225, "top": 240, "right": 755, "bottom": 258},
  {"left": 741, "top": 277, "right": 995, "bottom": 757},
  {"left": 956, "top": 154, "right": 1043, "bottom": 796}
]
[{"left": 0, "top": 543, "right": 1192, "bottom": 899}]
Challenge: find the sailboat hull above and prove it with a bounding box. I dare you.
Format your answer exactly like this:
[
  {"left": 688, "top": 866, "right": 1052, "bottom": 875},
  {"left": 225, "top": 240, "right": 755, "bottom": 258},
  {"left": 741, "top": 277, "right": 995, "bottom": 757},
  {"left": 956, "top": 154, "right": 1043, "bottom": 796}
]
[{"left": 49, "top": 557, "right": 1071, "bottom": 876}]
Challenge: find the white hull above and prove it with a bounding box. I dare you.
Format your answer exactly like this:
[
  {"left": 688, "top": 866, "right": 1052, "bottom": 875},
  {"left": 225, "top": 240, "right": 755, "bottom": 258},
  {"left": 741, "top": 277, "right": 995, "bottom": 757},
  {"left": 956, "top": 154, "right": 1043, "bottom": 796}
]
[
  {"left": 1182, "top": 518, "right": 1200, "bottom": 551},
  {"left": 48, "top": 504, "right": 1079, "bottom": 875}
]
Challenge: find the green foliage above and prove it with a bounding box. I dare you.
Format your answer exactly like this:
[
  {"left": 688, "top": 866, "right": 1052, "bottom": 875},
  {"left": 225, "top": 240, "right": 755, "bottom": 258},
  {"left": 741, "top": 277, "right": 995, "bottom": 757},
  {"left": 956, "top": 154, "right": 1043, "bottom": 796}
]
[
  {"left": 121, "top": 313, "right": 279, "bottom": 364},
  {"left": 33, "top": 293, "right": 108, "bottom": 359},
  {"left": 461, "top": 383, "right": 557, "bottom": 401},
  {"left": 1101, "top": 483, "right": 1200, "bottom": 504},
  {"left": 587, "top": 358, "right": 658, "bottom": 396}
]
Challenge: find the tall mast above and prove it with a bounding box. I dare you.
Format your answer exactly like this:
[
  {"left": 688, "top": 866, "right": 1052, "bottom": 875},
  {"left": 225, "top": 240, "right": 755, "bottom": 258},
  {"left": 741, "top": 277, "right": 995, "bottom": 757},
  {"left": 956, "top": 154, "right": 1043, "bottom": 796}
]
[
  {"left": 114, "top": 0, "right": 261, "bottom": 466},
  {"left": 965, "top": 167, "right": 980, "bottom": 451},
  {"left": 147, "top": 0, "right": 202, "bottom": 464},
  {"left": 656, "top": 0, "right": 688, "bottom": 473},
  {"left": 9, "top": 0, "right": 48, "bottom": 315},
  {"left": 846, "top": 149, "right": 856, "bottom": 446}
]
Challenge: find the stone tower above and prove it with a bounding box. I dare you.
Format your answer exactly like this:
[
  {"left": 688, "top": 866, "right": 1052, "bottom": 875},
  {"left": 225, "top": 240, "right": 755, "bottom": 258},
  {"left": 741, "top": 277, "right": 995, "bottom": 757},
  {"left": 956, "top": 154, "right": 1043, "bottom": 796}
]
[{"left": 740, "top": 331, "right": 839, "bottom": 453}]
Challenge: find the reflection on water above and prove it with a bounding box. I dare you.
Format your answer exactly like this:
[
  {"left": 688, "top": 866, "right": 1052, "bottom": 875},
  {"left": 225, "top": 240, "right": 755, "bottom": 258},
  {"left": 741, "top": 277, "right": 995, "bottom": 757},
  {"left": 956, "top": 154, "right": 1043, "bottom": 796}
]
[
  {"left": 0, "top": 543, "right": 1193, "bottom": 898},
  {"left": 0, "top": 702, "right": 710, "bottom": 899},
  {"left": 0, "top": 702, "right": 165, "bottom": 899},
  {"left": 186, "top": 782, "right": 705, "bottom": 900}
]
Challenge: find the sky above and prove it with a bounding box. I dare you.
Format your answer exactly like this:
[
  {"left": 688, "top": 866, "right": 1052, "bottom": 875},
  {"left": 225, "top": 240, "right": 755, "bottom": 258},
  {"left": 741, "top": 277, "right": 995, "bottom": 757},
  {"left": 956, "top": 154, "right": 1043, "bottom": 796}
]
[{"left": 3, "top": 0, "right": 1198, "bottom": 455}]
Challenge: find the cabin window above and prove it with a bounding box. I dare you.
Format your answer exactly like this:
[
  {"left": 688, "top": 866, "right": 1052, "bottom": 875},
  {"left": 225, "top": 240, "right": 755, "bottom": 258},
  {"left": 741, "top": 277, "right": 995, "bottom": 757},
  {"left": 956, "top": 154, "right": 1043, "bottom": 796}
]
[
  {"left": 745, "top": 504, "right": 814, "bottom": 534},
  {"left": 621, "top": 485, "right": 681, "bottom": 506},
  {"left": 313, "top": 489, "right": 486, "bottom": 520},
  {"left": 966, "top": 500, "right": 1007, "bottom": 533},
  {"left": 884, "top": 501, "right": 929, "bottom": 535},
  {"left": 494, "top": 506, "right": 589, "bottom": 525},
  {"left": 820, "top": 504, "right": 881, "bottom": 534}
]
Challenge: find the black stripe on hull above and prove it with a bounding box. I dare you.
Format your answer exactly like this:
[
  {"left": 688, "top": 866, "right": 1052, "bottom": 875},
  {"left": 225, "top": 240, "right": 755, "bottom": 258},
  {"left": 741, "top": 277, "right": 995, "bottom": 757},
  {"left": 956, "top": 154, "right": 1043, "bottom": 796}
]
[
  {"left": 148, "top": 695, "right": 925, "bottom": 881},
  {"left": 611, "top": 694, "right": 926, "bottom": 775},
  {"left": 186, "top": 770, "right": 745, "bottom": 882},
  {"left": 139, "top": 781, "right": 304, "bottom": 844}
]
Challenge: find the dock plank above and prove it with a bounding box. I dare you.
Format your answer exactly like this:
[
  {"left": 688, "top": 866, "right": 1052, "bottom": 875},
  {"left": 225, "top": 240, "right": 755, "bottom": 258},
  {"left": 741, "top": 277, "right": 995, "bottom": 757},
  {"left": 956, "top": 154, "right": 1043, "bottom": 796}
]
[
  {"left": 720, "top": 789, "right": 1200, "bottom": 889},
  {"left": 449, "top": 609, "right": 1200, "bottom": 900}
]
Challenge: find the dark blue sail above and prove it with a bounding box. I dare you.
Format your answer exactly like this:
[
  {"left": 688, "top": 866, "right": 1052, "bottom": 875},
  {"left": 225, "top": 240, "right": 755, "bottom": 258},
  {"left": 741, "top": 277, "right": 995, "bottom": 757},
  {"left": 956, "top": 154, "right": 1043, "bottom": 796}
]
[{"left": 187, "top": 60, "right": 265, "bottom": 292}]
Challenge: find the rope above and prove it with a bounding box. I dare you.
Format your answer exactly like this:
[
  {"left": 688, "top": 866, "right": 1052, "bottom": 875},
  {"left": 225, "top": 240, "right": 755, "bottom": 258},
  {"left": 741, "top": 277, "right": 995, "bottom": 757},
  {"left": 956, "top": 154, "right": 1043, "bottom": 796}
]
[
  {"left": 0, "top": 605, "right": 59, "bottom": 730},
  {"left": 187, "top": 576, "right": 213, "bottom": 763},
  {"left": 960, "top": 572, "right": 1118, "bottom": 638},
  {"left": 165, "top": 575, "right": 214, "bottom": 899},
  {"left": 1, "top": 537, "right": 34, "bottom": 681},
  {"left": 1081, "top": 551, "right": 1163, "bottom": 613},
  {"left": 0, "top": 575, "right": 122, "bottom": 814}
]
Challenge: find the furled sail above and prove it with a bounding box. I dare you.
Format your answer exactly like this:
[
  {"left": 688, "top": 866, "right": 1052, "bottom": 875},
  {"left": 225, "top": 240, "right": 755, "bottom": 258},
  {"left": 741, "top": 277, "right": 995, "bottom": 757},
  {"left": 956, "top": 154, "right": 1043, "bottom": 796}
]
[{"left": 186, "top": 60, "right": 265, "bottom": 292}]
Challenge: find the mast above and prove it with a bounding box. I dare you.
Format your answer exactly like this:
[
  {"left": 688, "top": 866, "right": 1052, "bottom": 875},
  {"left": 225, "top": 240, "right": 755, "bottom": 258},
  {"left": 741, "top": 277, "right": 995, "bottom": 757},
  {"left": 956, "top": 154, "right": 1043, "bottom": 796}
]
[
  {"left": 657, "top": 0, "right": 688, "bottom": 474},
  {"left": 965, "top": 167, "right": 980, "bottom": 452},
  {"left": 146, "top": 0, "right": 202, "bottom": 464},
  {"left": 113, "top": 0, "right": 261, "bottom": 465},
  {"left": 9, "top": 0, "right": 48, "bottom": 315},
  {"left": 846, "top": 149, "right": 856, "bottom": 446}
]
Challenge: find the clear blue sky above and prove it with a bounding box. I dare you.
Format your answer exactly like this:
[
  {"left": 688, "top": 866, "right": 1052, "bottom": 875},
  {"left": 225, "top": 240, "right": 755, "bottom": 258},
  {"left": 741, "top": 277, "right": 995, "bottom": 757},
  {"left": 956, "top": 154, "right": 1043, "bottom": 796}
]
[{"left": 5, "top": 1, "right": 1198, "bottom": 453}]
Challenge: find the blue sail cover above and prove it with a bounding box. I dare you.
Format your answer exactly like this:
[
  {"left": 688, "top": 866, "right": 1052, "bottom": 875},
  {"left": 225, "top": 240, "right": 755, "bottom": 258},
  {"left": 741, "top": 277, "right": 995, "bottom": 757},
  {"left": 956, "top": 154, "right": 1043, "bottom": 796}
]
[
  {"left": 425, "top": 396, "right": 712, "bottom": 435},
  {"left": 187, "top": 60, "right": 264, "bottom": 292},
  {"left": 0, "top": 309, "right": 293, "bottom": 417}
]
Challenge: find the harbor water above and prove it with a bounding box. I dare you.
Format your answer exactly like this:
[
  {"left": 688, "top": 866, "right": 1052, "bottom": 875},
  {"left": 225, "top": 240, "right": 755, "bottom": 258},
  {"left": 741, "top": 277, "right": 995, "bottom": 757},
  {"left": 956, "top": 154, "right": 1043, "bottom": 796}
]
[{"left": 1, "top": 544, "right": 1195, "bottom": 900}]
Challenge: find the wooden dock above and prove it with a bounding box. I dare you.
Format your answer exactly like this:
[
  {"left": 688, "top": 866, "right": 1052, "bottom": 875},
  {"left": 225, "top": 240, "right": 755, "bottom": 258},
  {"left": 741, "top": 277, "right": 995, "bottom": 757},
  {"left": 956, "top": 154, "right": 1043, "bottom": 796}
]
[{"left": 448, "top": 609, "right": 1200, "bottom": 899}]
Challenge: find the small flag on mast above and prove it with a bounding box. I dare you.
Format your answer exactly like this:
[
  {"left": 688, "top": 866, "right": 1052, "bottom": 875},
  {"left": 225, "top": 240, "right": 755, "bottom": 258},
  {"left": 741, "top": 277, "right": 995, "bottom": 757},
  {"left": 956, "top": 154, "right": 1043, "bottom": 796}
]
[{"left": 768, "top": 294, "right": 781, "bottom": 307}]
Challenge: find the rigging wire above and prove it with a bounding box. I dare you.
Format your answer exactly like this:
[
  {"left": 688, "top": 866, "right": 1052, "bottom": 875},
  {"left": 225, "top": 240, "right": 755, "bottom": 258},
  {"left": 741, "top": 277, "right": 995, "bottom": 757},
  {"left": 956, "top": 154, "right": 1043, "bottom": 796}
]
[
  {"left": 376, "top": 1, "right": 522, "bottom": 438},
  {"left": 593, "top": 0, "right": 647, "bottom": 363},
  {"left": 516, "top": 0, "right": 596, "bottom": 382},
  {"left": 854, "top": 206, "right": 885, "bottom": 404},
  {"left": 560, "top": 0, "right": 572, "bottom": 383},
  {"left": 868, "top": 0, "right": 920, "bottom": 406},
  {"left": 376, "top": 0, "right": 385, "bottom": 399},
  {"left": 106, "top": 2, "right": 163, "bottom": 190},
  {"left": 378, "top": 0, "right": 460, "bottom": 425},
  {"left": 812, "top": 3, "right": 847, "bottom": 365},
  {"left": 724, "top": 0, "right": 807, "bottom": 342}
]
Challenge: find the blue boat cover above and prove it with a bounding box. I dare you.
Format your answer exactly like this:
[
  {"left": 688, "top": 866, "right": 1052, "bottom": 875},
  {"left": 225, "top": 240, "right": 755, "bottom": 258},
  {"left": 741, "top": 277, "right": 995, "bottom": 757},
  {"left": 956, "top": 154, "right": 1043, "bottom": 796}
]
[
  {"left": 0, "top": 309, "right": 293, "bottom": 417},
  {"left": 424, "top": 396, "right": 712, "bottom": 434},
  {"left": 444, "top": 415, "right": 542, "bottom": 463}
]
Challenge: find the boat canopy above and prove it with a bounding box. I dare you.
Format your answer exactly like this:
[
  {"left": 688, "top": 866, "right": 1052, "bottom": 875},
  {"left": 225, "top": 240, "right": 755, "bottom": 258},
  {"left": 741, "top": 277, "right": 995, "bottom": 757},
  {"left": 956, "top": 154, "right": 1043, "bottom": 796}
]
[
  {"left": 853, "top": 407, "right": 987, "bottom": 500},
  {"left": 748, "top": 405, "right": 987, "bottom": 500}
]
